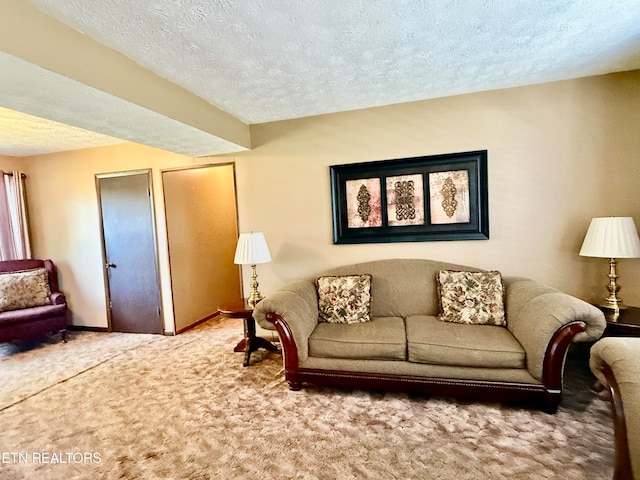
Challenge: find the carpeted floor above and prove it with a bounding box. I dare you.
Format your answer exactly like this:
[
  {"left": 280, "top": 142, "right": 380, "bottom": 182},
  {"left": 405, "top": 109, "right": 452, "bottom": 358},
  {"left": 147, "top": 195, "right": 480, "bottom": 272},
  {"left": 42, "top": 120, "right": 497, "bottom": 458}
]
[{"left": 0, "top": 318, "right": 614, "bottom": 479}]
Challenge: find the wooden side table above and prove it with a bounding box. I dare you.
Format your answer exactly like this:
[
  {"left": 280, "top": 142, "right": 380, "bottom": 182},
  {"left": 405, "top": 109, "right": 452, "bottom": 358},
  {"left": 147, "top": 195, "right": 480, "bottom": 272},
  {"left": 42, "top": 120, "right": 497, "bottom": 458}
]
[
  {"left": 600, "top": 306, "right": 640, "bottom": 337},
  {"left": 217, "top": 299, "right": 278, "bottom": 367}
]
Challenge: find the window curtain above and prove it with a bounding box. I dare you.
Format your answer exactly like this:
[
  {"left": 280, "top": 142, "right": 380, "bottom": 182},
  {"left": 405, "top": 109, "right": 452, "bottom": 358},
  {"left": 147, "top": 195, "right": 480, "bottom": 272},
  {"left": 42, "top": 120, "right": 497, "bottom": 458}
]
[{"left": 0, "top": 171, "right": 31, "bottom": 260}]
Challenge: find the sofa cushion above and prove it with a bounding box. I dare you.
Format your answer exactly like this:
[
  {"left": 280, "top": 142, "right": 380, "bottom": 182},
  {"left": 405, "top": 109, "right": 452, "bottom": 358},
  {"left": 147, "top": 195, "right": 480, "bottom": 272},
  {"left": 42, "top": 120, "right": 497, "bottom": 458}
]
[
  {"left": 316, "top": 274, "right": 372, "bottom": 324},
  {"left": 406, "top": 315, "right": 525, "bottom": 368},
  {"left": 309, "top": 316, "right": 406, "bottom": 360},
  {"left": 437, "top": 270, "right": 506, "bottom": 326},
  {"left": 0, "top": 268, "right": 52, "bottom": 313}
]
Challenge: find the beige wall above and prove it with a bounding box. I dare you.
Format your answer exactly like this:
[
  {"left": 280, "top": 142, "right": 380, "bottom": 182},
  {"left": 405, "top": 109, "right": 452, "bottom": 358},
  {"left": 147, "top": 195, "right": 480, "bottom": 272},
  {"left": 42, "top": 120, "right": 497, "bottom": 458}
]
[
  {"left": 20, "top": 142, "right": 230, "bottom": 331},
  {"left": 11, "top": 70, "right": 640, "bottom": 333},
  {"left": 227, "top": 71, "right": 640, "bottom": 307},
  {"left": 0, "top": 155, "right": 25, "bottom": 170}
]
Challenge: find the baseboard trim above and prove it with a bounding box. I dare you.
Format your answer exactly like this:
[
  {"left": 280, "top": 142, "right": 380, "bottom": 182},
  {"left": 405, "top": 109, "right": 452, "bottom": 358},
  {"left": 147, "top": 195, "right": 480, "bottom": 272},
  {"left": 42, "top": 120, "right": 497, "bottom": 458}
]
[
  {"left": 67, "top": 312, "right": 222, "bottom": 336},
  {"left": 176, "top": 311, "right": 221, "bottom": 335},
  {"left": 67, "top": 325, "right": 109, "bottom": 333}
]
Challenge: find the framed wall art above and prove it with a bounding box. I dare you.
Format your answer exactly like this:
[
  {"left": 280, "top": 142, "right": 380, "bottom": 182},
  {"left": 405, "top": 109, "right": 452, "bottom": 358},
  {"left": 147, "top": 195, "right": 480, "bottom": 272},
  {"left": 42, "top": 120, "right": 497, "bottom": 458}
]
[{"left": 330, "top": 150, "right": 489, "bottom": 244}]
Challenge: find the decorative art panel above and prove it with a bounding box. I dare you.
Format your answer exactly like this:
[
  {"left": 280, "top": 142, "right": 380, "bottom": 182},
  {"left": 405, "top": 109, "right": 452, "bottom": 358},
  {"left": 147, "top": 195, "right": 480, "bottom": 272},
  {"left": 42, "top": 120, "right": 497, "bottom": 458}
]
[
  {"left": 428, "top": 170, "right": 470, "bottom": 225},
  {"left": 330, "top": 150, "right": 488, "bottom": 244},
  {"left": 345, "top": 178, "right": 383, "bottom": 228},
  {"left": 386, "top": 174, "right": 425, "bottom": 227}
]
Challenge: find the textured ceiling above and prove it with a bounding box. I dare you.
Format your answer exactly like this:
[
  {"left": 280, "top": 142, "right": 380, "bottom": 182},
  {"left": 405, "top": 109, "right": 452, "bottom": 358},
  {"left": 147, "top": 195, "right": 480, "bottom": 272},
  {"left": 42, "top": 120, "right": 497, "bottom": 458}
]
[
  {"left": 2, "top": 0, "right": 640, "bottom": 157},
  {"left": 0, "top": 52, "right": 247, "bottom": 158},
  {"left": 0, "top": 105, "right": 122, "bottom": 157}
]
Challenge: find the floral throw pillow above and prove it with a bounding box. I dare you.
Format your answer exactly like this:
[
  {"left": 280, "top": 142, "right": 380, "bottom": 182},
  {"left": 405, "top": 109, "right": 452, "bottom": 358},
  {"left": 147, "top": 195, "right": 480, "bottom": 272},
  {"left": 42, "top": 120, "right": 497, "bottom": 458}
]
[
  {"left": 437, "top": 270, "right": 506, "bottom": 326},
  {"left": 316, "top": 274, "right": 372, "bottom": 324},
  {"left": 0, "top": 268, "right": 52, "bottom": 313}
]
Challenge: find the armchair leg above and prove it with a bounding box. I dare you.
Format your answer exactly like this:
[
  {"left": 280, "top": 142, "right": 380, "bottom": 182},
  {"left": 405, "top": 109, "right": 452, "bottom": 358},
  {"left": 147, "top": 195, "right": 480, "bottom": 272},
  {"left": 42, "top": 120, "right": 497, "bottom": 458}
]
[{"left": 287, "top": 379, "right": 302, "bottom": 391}]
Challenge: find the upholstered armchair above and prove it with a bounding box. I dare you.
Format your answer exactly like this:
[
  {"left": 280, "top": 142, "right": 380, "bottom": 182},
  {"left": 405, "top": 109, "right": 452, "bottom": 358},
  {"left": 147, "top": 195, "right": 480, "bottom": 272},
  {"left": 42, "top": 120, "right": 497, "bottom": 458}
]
[
  {"left": 590, "top": 337, "right": 640, "bottom": 480},
  {"left": 0, "top": 259, "right": 68, "bottom": 343}
]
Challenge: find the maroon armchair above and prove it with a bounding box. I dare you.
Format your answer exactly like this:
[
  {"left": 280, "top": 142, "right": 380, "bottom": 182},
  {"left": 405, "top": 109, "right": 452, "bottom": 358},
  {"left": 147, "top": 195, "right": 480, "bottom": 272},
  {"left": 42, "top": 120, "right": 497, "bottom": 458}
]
[{"left": 0, "top": 259, "right": 68, "bottom": 343}]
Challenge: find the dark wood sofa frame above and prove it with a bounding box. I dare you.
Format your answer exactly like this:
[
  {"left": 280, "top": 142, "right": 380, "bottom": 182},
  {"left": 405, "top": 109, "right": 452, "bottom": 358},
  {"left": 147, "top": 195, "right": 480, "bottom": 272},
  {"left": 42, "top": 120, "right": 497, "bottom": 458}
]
[
  {"left": 598, "top": 361, "right": 633, "bottom": 480},
  {"left": 268, "top": 312, "right": 586, "bottom": 413}
]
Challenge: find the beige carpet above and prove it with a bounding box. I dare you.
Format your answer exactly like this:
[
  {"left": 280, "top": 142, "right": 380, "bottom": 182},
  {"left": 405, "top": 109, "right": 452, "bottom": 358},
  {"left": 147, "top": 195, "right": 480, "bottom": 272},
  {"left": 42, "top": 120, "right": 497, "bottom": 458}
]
[
  {"left": 0, "top": 319, "right": 614, "bottom": 479},
  {"left": 0, "top": 330, "right": 157, "bottom": 411}
]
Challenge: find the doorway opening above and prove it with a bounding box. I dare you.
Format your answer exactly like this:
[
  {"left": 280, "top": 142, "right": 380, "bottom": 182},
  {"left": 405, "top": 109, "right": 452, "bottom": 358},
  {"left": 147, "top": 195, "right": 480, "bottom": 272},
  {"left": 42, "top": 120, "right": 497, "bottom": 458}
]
[{"left": 162, "top": 163, "right": 241, "bottom": 333}]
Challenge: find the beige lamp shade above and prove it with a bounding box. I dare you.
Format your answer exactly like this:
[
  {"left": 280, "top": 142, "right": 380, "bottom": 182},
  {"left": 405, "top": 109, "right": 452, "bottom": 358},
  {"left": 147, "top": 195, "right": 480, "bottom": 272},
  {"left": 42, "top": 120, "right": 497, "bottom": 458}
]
[
  {"left": 233, "top": 232, "right": 271, "bottom": 305},
  {"left": 579, "top": 217, "right": 640, "bottom": 258},
  {"left": 233, "top": 232, "right": 272, "bottom": 265}
]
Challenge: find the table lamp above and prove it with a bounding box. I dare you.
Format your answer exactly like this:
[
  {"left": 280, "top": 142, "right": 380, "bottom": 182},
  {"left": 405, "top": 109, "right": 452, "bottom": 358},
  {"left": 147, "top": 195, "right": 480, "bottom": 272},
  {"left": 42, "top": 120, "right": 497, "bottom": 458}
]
[
  {"left": 233, "top": 232, "right": 272, "bottom": 306},
  {"left": 579, "top": 217, "right": 640, "bottom": 310}
]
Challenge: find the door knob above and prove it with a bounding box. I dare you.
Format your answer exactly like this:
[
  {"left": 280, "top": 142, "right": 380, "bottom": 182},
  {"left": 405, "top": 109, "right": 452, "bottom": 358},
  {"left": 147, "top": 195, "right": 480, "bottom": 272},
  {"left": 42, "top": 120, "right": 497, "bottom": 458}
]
[{"left": 106, "top": 262, "right": 116, "bottom": 269}]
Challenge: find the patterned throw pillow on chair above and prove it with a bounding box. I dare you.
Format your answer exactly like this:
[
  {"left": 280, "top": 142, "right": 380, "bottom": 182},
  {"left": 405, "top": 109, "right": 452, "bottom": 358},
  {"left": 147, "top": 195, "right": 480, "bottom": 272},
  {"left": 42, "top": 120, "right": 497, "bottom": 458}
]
[
  {"left": 437, "top": 270, "right": 506, "bottom": 326},
  {"left": 0, "top": 268, "right": 52, "bottom": 312},
  {"left": 316, "top": 274, "right": 372, "bottom": 324}
]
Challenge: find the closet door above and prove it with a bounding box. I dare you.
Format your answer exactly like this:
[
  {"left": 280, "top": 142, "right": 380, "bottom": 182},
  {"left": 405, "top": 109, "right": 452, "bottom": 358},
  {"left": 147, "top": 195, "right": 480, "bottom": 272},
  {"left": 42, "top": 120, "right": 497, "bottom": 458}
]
[{"left": 97, "top": 169, "right": 163, "bottom": 334}]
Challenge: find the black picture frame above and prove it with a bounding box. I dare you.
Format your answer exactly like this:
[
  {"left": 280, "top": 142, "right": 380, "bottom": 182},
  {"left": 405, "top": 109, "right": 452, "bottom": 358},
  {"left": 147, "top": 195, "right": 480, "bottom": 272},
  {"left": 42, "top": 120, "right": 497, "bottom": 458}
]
[{"left": 330, "top": 150, "right": 489, "bottom": 244}]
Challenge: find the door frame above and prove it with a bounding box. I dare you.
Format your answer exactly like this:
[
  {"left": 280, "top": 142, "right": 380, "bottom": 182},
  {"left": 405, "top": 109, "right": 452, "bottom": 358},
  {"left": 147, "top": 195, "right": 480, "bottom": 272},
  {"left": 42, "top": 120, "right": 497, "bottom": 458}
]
[{"left": 95, "top": 168, "right": 164, "bottom": 333}]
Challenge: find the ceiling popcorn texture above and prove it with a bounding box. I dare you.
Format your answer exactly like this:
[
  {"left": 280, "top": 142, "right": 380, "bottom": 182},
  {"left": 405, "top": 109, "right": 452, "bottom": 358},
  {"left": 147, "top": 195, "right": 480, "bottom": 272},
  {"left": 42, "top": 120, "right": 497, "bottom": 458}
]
[
  {"left": 2, "top": 0, "right": 640, "bottom": 156},
  {"left": 0, "top": 106, "right": 122, "bottom": 157},
  {"left": 0, "top": 53, "right": 246, "bottom": 157},
  {"left": 26, "top": 0, "right": 640, "bottom": 123}
]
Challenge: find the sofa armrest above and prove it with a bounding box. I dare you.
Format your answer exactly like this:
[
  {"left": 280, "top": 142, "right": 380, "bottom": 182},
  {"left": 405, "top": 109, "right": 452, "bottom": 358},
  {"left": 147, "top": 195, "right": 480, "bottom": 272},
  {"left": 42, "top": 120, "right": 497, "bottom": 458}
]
[
  {"left": 503, "top": 277, "right": 605, "bottom": 381},
  {"left": 50, "top": 292, "right": 66, "bottom": 305},
  {"left": 590, "top": 337, "right": 640, "bottom": 480},
  {"left": 253, "top": 280, "right": 319, "bottom": 361}
]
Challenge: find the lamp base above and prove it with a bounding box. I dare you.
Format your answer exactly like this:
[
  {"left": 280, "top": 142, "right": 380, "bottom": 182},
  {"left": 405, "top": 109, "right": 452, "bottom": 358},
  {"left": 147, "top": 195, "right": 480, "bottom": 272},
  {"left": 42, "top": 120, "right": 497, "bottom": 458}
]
[
  {"left": 599, "top": 300, "right": 628, "bottom": 311},
  {"left": 247, "top": 264, "right": 263, "bottom": 307},
  {"left": 599, "top": 258, "right": 627, "bottom": 311},
  {"left": 247, "top": 290, "right": 263, "bottom": 307}
]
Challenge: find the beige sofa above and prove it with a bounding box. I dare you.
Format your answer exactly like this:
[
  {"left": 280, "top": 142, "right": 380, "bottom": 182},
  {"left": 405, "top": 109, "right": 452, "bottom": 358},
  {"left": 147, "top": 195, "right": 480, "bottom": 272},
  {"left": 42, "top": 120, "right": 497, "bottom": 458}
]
[
  {"left": 254, "top": 259, "right": 605, "bottom": 412},
  {"left": 590, "top": 337, "right": 640, "bottom": 479}
]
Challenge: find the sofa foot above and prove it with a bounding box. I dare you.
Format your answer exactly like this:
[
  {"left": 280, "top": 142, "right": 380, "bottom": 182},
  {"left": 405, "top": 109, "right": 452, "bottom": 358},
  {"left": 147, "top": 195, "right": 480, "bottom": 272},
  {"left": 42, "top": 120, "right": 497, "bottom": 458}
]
[
  {"left": 540, "top": 393, "right": 560, "bottom": 414},
  {"left": 60, "top": 329, "right": 67, "bottom": 343}
]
